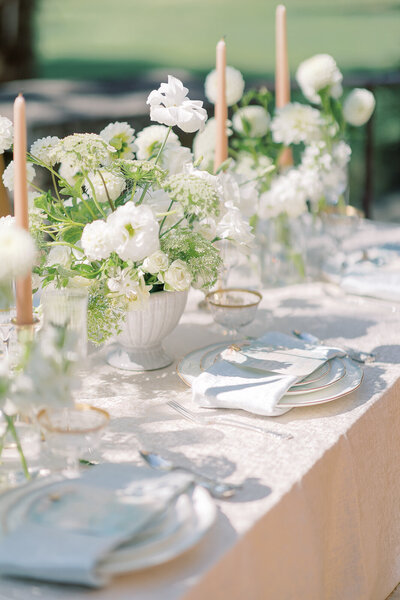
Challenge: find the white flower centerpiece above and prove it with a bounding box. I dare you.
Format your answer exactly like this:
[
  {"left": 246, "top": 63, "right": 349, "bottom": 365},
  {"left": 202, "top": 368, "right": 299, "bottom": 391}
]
[
  {"left": 195, "top": 56, "right": 375, "bottom": 285},
  {"left": 2, "top": 76, "right": 253, "bottom": 370}
]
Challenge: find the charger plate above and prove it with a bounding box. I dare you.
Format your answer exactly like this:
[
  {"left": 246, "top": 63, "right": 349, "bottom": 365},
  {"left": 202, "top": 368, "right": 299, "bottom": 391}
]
[{"left": 0, "top": 471, "right": 216, "bottom": 575}]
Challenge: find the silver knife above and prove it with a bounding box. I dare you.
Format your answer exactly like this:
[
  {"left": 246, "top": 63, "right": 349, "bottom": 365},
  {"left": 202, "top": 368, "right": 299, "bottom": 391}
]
[{"left": 292, "top": 330, "right": 375, "bottom": 364}]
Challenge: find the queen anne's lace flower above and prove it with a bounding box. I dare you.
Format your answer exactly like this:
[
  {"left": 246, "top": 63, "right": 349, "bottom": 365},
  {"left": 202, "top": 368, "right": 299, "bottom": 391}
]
[
  {"left": 232, "top": 106, "right": 270, "bottom": 138},
  {"left": 100, "top": 122, "right": 137, "bottom": 159},
  {"left": 84, "top": 169, "right": 126, "bottom": 203},
  {"left": 163, "top": 173, "right": 220, "bottom": 220},
  {"left": 81, "top": 220, "right": 114, "bottom": 261},
  {"left": 205, "top": 66, "right": 245, "bottom": 106},
  {"left": 147, "top": 76, "right": 207, "bottom": 133},
  {"left": 107, "top": 203, "right": 160, "bottom": 262},
  {"left": 50, "top": 133, "right": 116, "bottom": 171},
  {"left": 135, "top": 125, "right": 180, "bottom": 160},
  {"left": 0, "top": 216, "right": 36, "bottom": 281},
  {"left": 296, "top": 54, "right": 343, "bottom": 104},
  {"left": 2, "top": 160, "right": 36, "bottom": 192},
  {"left": 59, "top": 162, "right": 81, "bottom": 186},
  {"left": 30, "top": 136, "right": 60, "bottom": 166},
  {"left": 343, "top": 88, "right": 375, "bottom": 127},
  {"left": 0, "top": 116, "right": 13, "bottom": 154},
  {"left": 271, "top": 103, "right": 324, "bottom": 145}
]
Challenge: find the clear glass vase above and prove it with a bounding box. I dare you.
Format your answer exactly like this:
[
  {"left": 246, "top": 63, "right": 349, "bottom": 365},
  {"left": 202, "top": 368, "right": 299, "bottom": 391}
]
[
  {"left": 256, "top": 213, "right": 307, "bottom": 287},
  {"left": 0, "top": 413, "right": 41, "bottom": 489}
]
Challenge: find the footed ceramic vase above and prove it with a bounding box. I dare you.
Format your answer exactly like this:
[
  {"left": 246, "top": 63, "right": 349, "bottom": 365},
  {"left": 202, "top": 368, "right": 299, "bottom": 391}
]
[{"left": 107, "top": 290, "right": 188, "bottom": 371}]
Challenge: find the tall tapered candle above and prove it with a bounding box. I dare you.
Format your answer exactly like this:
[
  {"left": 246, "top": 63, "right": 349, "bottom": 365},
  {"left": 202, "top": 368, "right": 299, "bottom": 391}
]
[
  {"left": 13, "top": 94, "right": 33, "bottom": 325},
  {"left": 275, "top": 5, "right": 293, "bottom": 167},
  {"left": 214, "top": 39, "right": 228, "bottom": 173}
]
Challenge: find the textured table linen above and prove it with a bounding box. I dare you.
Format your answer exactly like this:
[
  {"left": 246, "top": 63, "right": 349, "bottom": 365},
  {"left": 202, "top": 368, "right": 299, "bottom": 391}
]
[{"left": 2, "top": 220, "right": 400, "bottom": 600}]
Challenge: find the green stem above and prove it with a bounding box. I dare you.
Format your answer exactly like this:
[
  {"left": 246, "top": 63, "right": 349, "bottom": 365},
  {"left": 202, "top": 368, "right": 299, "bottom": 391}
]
[
  {"left": 0, "top": 420, "right": 10, "bottom": 459},
  {"left": 159, "top": 199, "right": 175, "bottom": 232},
  {"left": 4, "top": 414, "right": 30, "bottom": 480},
  {"left": 159, "top": 216, "right": 185, "bottom": 238},
  {"left": 137, "top": 126, "right": 172, "bottom": 205},
  {"left": 51, "top": 171, "right": 62, "bottom": 204},
  {"left": 85, "top": 174, "right": 107, "bottom": 218},
  {"left": 98, "top": 171, "right": 115, "bottom": 212},
  {"left": 47, "top": 240, "right": 84, "bottom": 254}
]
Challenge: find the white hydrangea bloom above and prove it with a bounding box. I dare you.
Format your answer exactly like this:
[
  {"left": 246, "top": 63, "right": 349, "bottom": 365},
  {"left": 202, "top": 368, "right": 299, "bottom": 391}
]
[
  {"left": 0, "top": 116, "right": 13, "bottom": 154},
  {"left": 142, "top": 250, "right": 169, "bottom": 274},
  {"left": 84, "top": 169, "right": 126, "bottom": 203},
  {"left": 30, "top": 136, "right": 60, "bottom": 166},
  {"left": 100, "top": 121, "right": 137, "bottom": 159},
  {"left": 343, "top": 88, "right": 375, "bottom": 126},
  {"left": 205, "top": 66, "right": 245, "bottom": 106},
  {"left": 192, "top": 117, "right": 232, "bottom": 170},
  {"left": 296, "top": 54, "right": 343, "bottom": 104},
  {"left": 232, "top": 106, "right": 270, "bottom": 137},
  {"left": 161, "top": 259, "right": 192, "bottom": 291},
  {"left": 81, "top": 219, "right": 114, "bottom": 261},
  {"left": 259, "top": 170, "right": 308, "bottom": 219},
  {"left": 135, "top": 125, "right": 180, "bottom": 160},
  {"left": 107, "top": 203, "right": 160, "bottom": 262},
  {"left": 46, "top": 245, "right": 72, "bottom": 267},
  {"left": 147, "top": 75, "right": 207, "bottom": 133},
  {"left": 0, "top": 216, "right": 36, "bottom": 281},
  {"left": 271, "top": 103, "right": 324, "bottom": 145},
  {"left": 2, "top": 160, "right": 36, "bottom": 192}
]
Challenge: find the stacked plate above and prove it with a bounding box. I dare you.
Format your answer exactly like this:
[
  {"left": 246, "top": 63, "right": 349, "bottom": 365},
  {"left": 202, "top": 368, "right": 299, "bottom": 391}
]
[
  {"left": 0, "top": 472, "right": 216, "bottom": 576},
  {"left": 177, "top": 342, "right": 363, "bottom": 407}
]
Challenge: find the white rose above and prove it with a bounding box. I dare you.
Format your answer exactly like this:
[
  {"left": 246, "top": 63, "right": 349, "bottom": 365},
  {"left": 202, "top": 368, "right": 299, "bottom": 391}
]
[
  {"left": 107, "top": 203, "right": 160, "bottom": 262},
  {"left": 46, "top": 245, "right": 72, "bottom": 267},
  {"left": 205, "top": 66, "right": 245, "bottom": 106},
  {"left": 296, "top": 54, "right": 343, "bottom": 104},
  {"left": 232, "top": 106, "right": 270, "bottom": 137},
  {"left": 81, "top": 220, "right": 113, "bottom": 261},
  {"left": 343, "top": 88, "right": 375, "bottom": 126},
  {"left": 162, "top": 259, "right": 192, "bottom": 291},
  {"left": 142, "top": 250, "right": 169, "bottom": 274}
]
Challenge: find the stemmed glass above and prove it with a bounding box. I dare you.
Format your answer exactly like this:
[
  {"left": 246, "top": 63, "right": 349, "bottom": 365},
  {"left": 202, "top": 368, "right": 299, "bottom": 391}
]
[
  {"left": 206, "top": 288, "right": 262, "bottom": 340},
  {"left": 37, "top": 403, "right": 109, "bottom": 477}
]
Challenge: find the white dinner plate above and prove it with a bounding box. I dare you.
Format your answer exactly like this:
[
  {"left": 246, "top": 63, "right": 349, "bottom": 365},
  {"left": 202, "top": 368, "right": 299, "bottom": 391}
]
[
  {"left": 277, "top": 357, "right": 363, "bottom": 407},
  {"left": 0, "top": 472, "right": 216, "bottom": 575},
  {"left": 178, "top": 343, "right": 344, "bottom": 396}
]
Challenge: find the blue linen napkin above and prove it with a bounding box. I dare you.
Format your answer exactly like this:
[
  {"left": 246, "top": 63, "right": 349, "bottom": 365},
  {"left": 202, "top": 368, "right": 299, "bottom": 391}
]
[
  {"left": 0, "top": 463, "right": 193, "bottom": 587},
  {"left": 192, "top": 332, "right": 345, "bottom": 416}
]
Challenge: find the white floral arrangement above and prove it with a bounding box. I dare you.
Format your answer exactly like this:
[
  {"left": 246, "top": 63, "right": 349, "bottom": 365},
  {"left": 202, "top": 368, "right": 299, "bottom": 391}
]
[
  {"left": 0, "top": 76, "right": 254, "bottom": 344},
  {"left": 195, "top": 55, "right": 376, "bottom": 221}
]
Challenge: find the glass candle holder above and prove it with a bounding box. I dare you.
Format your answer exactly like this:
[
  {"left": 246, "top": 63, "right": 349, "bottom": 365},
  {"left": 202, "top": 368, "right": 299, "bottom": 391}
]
[
  {"left": 37, "top": 403, "right": 109, "bottom": 476},
  {"left": 41, "top": 289, "right": 88, "bottom": 359}
]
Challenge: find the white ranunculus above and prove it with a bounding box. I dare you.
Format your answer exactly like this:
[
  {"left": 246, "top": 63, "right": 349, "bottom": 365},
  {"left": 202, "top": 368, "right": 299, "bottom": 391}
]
[
  {"left": 59, "top": 162, "right": 81, "bottom": 186},
  {"left": 271, "top": 103, "right": 324, "bottom": 145},
  {"left": 232, "top": 105, "right": 270, "bottom": 137},
  {"left": 205, "top": 66, "right": 245, "bottom": 106},
  {"left": 84, "top": 169, "right": 126, "bottom": 203},
  {"left": 0, "top": 116, "right": 13, "bottom": 154},
  {"left": 135, "top": 125, "right": 180, "bottom": 160},
  {"left": 46, "top": 245, "right": 72, "bottom": 267},
  {"left": 296, "top": 54, "right": 343, "bottom": 104},
  {"left": 81, "top": 220, "right": 113, "bottom": 261},
  {"left": 142, "top": 250, "right": 169, "bottom": 274},
  {"left": 107, "top": 203, "right": 160, "bottom": 262},
  {"left": 162, "top": 259, "right": 192, "bottom": 292},
  {"left": 30, "top": 136, "right": 60, "bottom": 166},
  {"left": 343, "top": 88, "right": 375, "bottom": 126},
  {"left": 2, "top": 160, "right": 36, "bottom": 192},
  {"left": 100, "top": 121, "right": 137, "bottom": 159},
  {"left": 0, "top": 216, "right": 36, "bottom": 281},
  {"left": 161, "top": 144, "right": 192, "bottom": 175},
  {"left": 147, "top": 75, "right": 207, "bottom": 133}
]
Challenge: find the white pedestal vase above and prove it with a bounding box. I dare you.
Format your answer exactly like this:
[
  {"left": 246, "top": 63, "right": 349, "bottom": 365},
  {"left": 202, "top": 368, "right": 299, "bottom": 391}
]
[{"left": 107, "top": 290, "right": 188, "bottom": 371}]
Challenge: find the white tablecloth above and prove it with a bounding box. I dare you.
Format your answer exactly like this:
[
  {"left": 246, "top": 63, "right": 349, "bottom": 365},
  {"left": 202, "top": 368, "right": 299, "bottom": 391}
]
[{"left": 2, "top": 220, "right": 400, "bottom": 600}]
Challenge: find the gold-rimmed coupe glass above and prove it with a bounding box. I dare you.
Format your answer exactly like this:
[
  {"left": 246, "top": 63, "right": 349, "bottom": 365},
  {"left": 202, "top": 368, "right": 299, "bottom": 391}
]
[
  {"left": 38, "top": 403, "right": 109, "bottom": 476},
  {"left": 206, "top": 288, "right": 262, "bottom": 339}
]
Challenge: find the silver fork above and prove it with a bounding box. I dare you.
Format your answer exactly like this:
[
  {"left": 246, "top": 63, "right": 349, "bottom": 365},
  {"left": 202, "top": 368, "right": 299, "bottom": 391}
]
[{"left": 167, "top": 400, "right": 293, "bottom": 440}]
